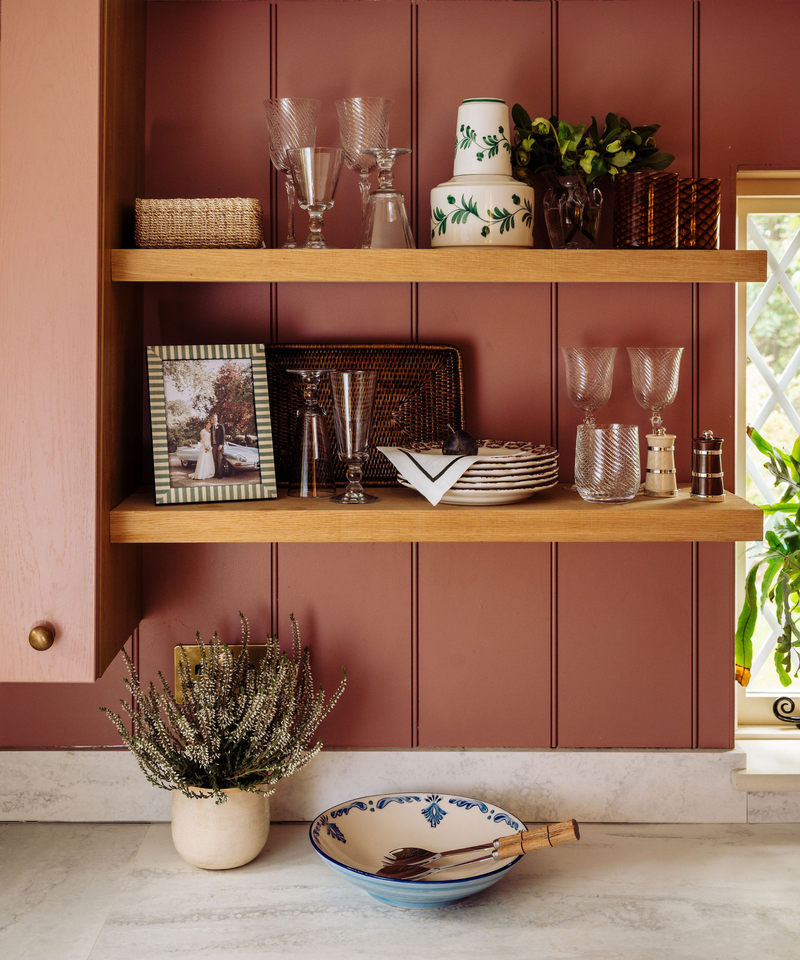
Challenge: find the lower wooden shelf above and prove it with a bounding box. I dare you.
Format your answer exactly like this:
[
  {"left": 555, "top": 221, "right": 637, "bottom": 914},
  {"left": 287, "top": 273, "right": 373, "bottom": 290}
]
[{"left": 110, "top": 485, "right": 763, "bottom": 544}]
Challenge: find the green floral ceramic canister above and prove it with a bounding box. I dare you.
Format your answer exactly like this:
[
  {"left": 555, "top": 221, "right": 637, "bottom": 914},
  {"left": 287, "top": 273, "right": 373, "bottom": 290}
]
[{"left": 431, "top": 98, "right": 534, "bottom": 248}]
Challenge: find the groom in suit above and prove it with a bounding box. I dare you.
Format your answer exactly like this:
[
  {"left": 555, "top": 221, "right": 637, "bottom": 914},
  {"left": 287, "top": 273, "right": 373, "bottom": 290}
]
[{"left": 210, "top": 414, "right": 225, "bottom": 478}]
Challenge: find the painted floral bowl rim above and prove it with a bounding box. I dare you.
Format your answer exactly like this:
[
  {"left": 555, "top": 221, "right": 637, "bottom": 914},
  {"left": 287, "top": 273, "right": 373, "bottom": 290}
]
[{"left": 308, "top": 791, "right": 526, "bottom": 896}]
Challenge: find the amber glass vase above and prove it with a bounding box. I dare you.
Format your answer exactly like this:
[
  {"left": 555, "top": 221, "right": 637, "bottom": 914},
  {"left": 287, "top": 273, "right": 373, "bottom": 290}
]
[
  {"left": 613, "top": 171, "right": 679, "bottom": 248},
  {"left": 678, "top": 177, "right": 721, "bottom": 249}
]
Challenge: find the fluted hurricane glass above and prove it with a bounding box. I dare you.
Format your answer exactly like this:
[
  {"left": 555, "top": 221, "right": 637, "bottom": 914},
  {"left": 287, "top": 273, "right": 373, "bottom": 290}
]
[
  {"left": 575, "top": 423, "right": 641, "bottom": 503},
  {"left": 287, "top": 369, "right": 335, "bottom": 498},
  {"left": 562, "top": 346, "right": 617, "bottom": 425},
  {"left": 335, "top": 97, "right": 394, "bottom": 219},
  {"left": 328, "top": 369, "right": 380, "bottom": 505},
  {"left": 263, "top": 98, "right": 321, "bottom": 249},
  {"left": 627, "top": 346, "right": 683, "bottom": 434}
]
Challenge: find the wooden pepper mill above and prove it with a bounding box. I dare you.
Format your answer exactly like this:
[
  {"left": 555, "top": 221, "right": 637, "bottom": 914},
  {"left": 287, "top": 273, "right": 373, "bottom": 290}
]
[
  {"left": 691, "top": 430, "right": 725, "bottom": 501},
  {"left": 645, "top": 430, "right": 678, "bottom": 498}
]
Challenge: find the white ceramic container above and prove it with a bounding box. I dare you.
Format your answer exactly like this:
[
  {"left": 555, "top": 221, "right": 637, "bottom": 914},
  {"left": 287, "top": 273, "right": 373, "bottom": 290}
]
[
  {"left": 453, "top": 97, "right": 513, "bottom": 177},
  {"left": 431, "top": 174, "right": 534, "bottom": 247},
  {"left": 432, "top": 98, "right": 534, "bottom": 248},
  {"left": 171, "top": 787, "right": 270, "bottom": 870}
]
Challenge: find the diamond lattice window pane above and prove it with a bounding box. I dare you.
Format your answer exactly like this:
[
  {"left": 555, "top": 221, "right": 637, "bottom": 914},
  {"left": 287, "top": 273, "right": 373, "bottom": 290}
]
[{"left": 745, "top": 211, "right": 800, "bottom": 694}]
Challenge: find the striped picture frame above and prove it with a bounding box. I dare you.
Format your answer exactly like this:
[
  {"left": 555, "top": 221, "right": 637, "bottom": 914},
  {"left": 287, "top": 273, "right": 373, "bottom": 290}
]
[{"left": 146, "top": 343, "right": 277, "bottom": 505}]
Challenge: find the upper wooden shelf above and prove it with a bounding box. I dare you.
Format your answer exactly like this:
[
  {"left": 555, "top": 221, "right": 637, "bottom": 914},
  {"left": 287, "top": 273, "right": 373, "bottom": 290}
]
[
  {"left": 111, "top": 248, "right": 767, "bottom": 284},
  {"left": 110, "top": 485, "right": 763, "bottom": 544}
]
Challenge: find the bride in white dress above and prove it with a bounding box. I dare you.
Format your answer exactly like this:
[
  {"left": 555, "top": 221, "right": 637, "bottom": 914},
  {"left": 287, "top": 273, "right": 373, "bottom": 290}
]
[{"left": 191, "top": 422, "right": 216, "bottom": 480}]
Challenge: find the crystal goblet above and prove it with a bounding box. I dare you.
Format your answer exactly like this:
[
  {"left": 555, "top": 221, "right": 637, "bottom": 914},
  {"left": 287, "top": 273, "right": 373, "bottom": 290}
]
[
  {"left": 286, "top": 369, "right": 335, "bottom": 498},
  {"left": 562, "top": 347, "right": 617, "bottom": 425},
  {"left": 627, "top": 347, "right": 683, "bottom": 435},
  {"left": 328, "top": 369, "right": 380, "bottom": 505},
  {"left": 263, "top": 98, "right": 321, "bottom": 249},
  {"left": 335, "top": 98, "right": 394, "bottom": 219},
  {"left": 359, "top": 147, "right": 415, "bottom": 249},
  {"left": 287, "top": 147, "right": 344, "bottom": 250}
]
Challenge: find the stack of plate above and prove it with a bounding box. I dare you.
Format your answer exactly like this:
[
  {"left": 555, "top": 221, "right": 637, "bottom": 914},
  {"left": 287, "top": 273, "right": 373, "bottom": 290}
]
[{"left": 397, "top": 441, "right": 559, "bottom": 505}]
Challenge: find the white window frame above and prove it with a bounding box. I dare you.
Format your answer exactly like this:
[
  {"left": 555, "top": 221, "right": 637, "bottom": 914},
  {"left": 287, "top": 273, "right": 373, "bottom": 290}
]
[{"left": 736, "top": 173, "right": 800, "bottom": 735}]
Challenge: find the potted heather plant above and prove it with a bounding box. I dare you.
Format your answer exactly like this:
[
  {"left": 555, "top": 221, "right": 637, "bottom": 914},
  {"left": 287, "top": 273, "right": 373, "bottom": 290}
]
[{"left": 102, "top": 613, "right": 345, "bottom": 870}]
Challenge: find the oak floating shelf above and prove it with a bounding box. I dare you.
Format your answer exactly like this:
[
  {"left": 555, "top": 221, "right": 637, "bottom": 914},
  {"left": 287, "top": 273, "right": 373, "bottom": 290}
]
[
  {"left": 110, "top": 485, "right": 763, "bottom": 544},
  {"left": 111, "top": 248, "right": 767, "bottom": 284}
]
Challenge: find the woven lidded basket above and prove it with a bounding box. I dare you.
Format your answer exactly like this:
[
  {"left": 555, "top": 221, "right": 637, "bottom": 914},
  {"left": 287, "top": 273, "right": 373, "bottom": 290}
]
[{"left": 135, "top": 197, "right": 264, "bottom": 248}]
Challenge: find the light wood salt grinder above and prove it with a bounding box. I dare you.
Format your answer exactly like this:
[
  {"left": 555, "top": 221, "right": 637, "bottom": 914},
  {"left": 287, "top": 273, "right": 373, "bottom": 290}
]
[{"left": 644, "top": 429, "right": 678, "bottom": 497}]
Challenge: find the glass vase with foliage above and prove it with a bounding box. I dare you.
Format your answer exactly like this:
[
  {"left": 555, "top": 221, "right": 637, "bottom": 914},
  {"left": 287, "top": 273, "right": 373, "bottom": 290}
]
[
  {"left": 736, "top": 427, "right": 800, "bottom": 688},
  {"left": 102, "top": 614, "right": 346, "bottom": 802}
]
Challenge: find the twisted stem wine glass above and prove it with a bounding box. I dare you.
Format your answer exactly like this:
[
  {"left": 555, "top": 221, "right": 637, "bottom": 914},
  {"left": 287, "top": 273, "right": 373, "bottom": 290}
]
[
  {"left": 562, "top": 347, "right": 617, "bottom": 425},
  {"left": 263, "top": 98, "right": 321, "bottom": 248},
  {"left": 328, "top": 369, "right": 380, "bottom": 504},
  {"left": 627, "top": 347, "right": 683, "bottom": 434},
  {"left": 335, "top": 98, "right": 394, "bottom": 219}
]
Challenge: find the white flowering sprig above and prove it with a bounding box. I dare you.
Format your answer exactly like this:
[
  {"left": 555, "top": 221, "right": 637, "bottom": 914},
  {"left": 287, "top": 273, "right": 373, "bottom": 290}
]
[{"left": 101, "top": 614, "right": 345, "bottom": 803}]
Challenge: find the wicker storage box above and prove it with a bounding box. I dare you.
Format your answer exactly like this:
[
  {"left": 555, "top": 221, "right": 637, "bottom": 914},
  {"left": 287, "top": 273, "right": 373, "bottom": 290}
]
[{"left": 135, "top": 197, "right": 264, "bottom": 248}]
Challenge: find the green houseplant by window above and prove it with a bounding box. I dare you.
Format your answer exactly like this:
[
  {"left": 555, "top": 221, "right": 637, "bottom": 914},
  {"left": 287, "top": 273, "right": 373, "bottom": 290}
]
[
  {"left": 736, "top": 427, "right": 800, "bottom": 689},
  {"left": 102, "top": 614, "right": 345, "bottom": 869}
]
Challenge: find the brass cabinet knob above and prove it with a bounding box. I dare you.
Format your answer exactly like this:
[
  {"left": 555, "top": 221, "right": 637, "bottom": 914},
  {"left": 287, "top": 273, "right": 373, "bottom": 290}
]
[{"left": 29, "top": 624, "right": 55, "bottom": 651}]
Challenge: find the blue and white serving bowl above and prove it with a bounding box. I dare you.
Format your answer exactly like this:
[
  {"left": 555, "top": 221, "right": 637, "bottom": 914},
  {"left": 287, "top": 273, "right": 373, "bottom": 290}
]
[{"left": 309, "top": 792, "right": 526, "bottom": 909}]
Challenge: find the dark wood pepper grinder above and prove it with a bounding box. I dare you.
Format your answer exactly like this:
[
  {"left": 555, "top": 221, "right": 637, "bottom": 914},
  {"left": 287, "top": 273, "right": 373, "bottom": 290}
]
[{"left": 691, "top": 430, "right": 725, "bottom": 501}]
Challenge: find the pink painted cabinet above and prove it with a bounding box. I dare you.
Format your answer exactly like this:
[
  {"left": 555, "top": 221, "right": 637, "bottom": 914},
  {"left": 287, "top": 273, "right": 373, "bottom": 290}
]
[
  {"left": 5, "top": 0, "right": 795, "bottom": 751},
  {"left": 0, "top": 0, "right": 142, "bottom": 683}
]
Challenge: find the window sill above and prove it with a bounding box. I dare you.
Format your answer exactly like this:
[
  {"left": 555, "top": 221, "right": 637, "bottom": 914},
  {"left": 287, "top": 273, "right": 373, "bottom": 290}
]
[{"left": 734, "top": 738, "right": 800, "bottom": 792}]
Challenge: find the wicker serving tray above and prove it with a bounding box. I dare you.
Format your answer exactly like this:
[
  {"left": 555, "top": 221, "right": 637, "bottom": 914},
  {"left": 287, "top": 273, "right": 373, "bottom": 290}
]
[
  {"left": 135, "top": 197, "right": 264, "bottom": 249},
  {"left": 266, "top": 344, "right": 465, "bottom": 486}
]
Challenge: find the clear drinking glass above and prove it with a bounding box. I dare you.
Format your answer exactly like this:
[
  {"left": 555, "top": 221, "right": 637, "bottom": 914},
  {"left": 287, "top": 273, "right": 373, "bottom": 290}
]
[
  {"left": 328, "top": 369, "right": 380, "bottom": 505},
  {"left": 287, "top": 369, "right": 335, "bottom": 498},
  {"left": 359, "top": 147, "right": 415, "bottom": 249},
  {"left": 562, "top": 346, "right": 617, "bottom": 425},
  {"left": 575, "top": 423, "right": 641, "bottom": 503},
  {"left": 335, "top": 98, "right": 394, "bottom": 219},
  {"left": 287, "top": 147, "right": 344, "bottom": 249},
  {"left": 263, "top": 98, "right": 321, "bottom": 249},
  {"left": 627, "top": 347, "right": 684, "bottom": 434}
]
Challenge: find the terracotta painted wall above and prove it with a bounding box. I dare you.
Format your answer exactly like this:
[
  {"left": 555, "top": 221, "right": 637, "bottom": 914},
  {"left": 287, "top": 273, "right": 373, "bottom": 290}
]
[{"left": 2, "top": 0, "right": 799, "bottom": 750}]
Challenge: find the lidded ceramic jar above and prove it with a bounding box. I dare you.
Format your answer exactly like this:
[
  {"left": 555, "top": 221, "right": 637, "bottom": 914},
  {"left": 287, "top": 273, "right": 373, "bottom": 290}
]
[{"left": 431, "top": 98, "right": 534, "bottom": 248}]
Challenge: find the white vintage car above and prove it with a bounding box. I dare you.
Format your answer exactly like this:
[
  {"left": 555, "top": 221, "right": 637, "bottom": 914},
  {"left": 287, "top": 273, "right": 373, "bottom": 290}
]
[{"left": 176, "top": 441, "right": 260, "bottom": 477}]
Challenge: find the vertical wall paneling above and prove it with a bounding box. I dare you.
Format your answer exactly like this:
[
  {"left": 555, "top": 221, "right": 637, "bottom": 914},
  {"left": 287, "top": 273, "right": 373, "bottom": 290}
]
[
  {"left": 558, "top": 543, "right": 694, "bottom": 749},
  {"left": 418, "top": 544, "right": 552, "bottom": 748},
  {"left": 277, "top": 544, "right": 413, "bottom": 748}
]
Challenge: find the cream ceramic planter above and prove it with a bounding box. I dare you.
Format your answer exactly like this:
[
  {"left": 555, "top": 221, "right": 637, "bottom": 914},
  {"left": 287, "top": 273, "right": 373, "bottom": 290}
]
[
  {"left": 171, "top": 787, "right": 270, "bottom": 870},
  {"left": 432, "top": 98, "right": 534, "bottom": 248}
]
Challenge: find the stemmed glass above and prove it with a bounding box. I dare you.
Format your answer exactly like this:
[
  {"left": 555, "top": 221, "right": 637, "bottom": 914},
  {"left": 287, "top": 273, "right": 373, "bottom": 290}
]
[
  {"left": 359, "top": 148, "right": 415, "bottom": 249},
  {"left": 627, "top": 347, "right": 683, "bottom": 435},
  {"left": 328, "top": 369, "right": 380, "bottom": 505},
  {"left": 263, "top": 98, "right": 321, "bottom": 249},
  {"left": 335, "top": 98, "right": 394, "bottom": 219},
  {"left": 286, "top": 369, "right": 335, "bottom": 498},
  {"left": 562, "top": 347, "right": 617, "bottom": 425},
  {"left": 287, "top": 148, "right": 344, "bottom": 249}
]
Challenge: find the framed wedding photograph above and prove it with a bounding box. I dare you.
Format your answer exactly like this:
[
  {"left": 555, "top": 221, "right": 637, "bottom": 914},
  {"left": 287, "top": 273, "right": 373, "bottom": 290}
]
[{"left": 146, "top": 343, "right": 277, "bottom": 505}]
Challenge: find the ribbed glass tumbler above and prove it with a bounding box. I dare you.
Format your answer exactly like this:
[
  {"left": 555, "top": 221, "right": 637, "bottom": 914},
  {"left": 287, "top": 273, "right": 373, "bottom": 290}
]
[{"left": 575, "top": 423, "right": 641, "bottom": 503}]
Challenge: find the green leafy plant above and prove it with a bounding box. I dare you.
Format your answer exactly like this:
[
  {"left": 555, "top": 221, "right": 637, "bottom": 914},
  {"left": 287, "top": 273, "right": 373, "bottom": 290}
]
[
  {"left": 510, "top": 107, "right": 675, "bottom": 189},
  {"left": 736, "top": 427, "right": 800, "bottom": 687},
  {"left": 102, "top": 614, "right": 346, "bottom": 802}
]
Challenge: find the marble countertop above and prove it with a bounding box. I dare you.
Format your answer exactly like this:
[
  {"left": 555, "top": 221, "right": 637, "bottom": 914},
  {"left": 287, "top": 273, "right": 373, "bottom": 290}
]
[{"left": 2, "top": 821, "right": 799, "bottom": 959}]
